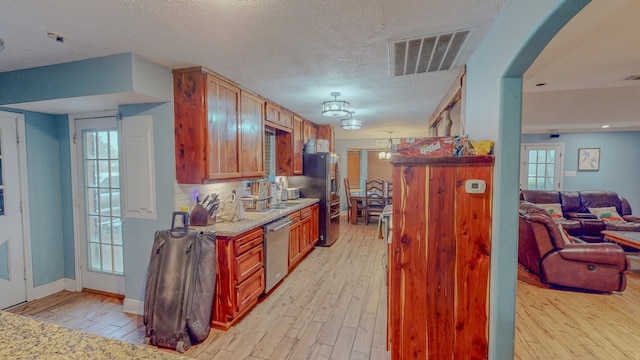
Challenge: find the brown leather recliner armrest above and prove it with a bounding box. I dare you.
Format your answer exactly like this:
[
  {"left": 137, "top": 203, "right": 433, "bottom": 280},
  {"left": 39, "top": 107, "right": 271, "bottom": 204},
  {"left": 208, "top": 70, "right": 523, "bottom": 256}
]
[
  {"left": 623, "top": 215, "right": 640, "bottom": 223},
  {"left": 557, "top": 244, "right": 628, "bottom": 270},
  {"left": 565, "top": 212, "right": 597, "bottom": 219}
]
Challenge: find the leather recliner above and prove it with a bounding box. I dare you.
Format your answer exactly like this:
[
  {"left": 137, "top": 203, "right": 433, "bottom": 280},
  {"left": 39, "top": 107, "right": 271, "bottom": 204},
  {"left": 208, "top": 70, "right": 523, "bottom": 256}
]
[{"left": 519, "top": 201, "right": 629, "bottom": 293}]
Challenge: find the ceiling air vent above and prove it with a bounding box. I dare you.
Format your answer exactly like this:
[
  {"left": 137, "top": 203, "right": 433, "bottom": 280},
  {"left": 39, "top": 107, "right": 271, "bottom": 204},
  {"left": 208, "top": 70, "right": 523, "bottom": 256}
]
[{"left": 391, "top": 29, "right": 473, "bottom": 77}]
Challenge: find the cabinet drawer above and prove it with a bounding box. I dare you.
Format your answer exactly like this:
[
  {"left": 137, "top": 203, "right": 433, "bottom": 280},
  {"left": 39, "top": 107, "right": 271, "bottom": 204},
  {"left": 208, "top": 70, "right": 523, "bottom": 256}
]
[
  {"left": 235, "top": 244, "right": 264, "bottom": 284},
  {"left": 288, "top": 210, "right": 301, "bottom": 223},
  {"left": 236, "top": 268, "right": 265, "bottom": 314},
  {"left": 235, "top": 229, "right": 264, "bottom": 256},
  {"left": 300, "top": 206, "right": 311, "bottom": 219}
]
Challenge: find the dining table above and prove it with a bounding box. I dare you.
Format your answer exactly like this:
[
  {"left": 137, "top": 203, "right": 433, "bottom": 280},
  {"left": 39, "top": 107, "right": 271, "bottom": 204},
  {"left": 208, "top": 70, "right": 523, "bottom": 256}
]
[{"left": 349, "top": 191, "right": 391, "bottom": 225}]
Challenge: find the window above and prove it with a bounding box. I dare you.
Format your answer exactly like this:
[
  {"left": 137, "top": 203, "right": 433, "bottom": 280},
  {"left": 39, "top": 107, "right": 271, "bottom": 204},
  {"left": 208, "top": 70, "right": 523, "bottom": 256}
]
[
  {"left": 367, "top": 150, "right": 392, "bottom": 181},
  {"left": 346, "top": 149, "right": 361, "bottom": 188},
  {"left": 520, "top": 144, "right": 564, "bottom": 190}
]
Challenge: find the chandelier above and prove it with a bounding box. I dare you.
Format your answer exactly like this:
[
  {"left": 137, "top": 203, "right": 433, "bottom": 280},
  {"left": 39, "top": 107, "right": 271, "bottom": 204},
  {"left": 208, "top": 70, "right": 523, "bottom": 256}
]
[
  {"left": 340, "top": 112, "right": 362, "bottom": 130},
  {"left": 379, "top": 131, "right": 393, "bottom": 160},
  {"left": 322, "top": 92, "right": 350, "bottom": 117}
]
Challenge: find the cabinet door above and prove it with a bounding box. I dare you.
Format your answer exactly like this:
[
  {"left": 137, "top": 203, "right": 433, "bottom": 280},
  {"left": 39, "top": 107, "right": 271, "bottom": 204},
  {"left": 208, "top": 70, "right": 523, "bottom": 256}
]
[
  {"left": 303, "top": 120, "right": 318, "bottom": 146},
  {"left": 317, "top": 124, "right": 335, "bottom": 152},
  {"left": 293, "top": 115, "right": 304, "bottom": 175},
  {"left": 240, "top": 91, "right": 265, "bottom": 177},
  {"left": 207, "top": 75, "right": 241, "bottom": 179},
  {"left": 300, "top": 216, "right": 311, "bottom": 255},
  {"left": 280, "top": 108, "right": 294, "bottom": 129},
  {"left": 288, "top": 221, "right": 301, "bottom": 269}
]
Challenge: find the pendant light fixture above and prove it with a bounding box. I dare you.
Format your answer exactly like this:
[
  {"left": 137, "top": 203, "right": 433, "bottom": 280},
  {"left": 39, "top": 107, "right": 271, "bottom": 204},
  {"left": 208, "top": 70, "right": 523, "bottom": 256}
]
[
  {"left": 378, "top": 131, "right": 393, "bottom": 160},
  {"left": 341, "top": 112, "right": 362, "bottom": 130},
  {"left": 322, "top": 92, "right": 350, "bottom": 117}
]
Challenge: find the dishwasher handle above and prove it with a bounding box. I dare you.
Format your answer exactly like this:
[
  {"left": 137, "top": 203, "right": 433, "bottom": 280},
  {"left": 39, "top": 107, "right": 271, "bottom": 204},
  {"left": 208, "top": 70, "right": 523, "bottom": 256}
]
[{"left": 268, "top": 220, "right": 292, "bottom": 232}]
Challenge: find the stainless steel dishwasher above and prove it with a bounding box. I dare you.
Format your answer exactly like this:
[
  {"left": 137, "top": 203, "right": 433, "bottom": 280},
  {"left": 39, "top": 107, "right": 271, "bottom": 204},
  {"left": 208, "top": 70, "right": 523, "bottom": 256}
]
[{"left": 263, "top": 217, "right": 291, "bottom": 293}]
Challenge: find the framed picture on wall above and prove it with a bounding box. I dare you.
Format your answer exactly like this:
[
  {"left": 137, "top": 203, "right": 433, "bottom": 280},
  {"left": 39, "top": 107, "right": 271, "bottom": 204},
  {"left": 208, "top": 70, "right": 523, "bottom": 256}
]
[{"left": 577, "top": 148, "right": 600, "bottom": 171}]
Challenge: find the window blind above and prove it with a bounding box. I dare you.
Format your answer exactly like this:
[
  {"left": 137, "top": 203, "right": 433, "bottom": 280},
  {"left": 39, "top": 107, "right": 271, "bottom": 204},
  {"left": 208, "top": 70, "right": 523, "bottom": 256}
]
[
  {"left": 346, "top": 149, "right": 361, "bottom": 188},
  {"left": 367, "top": 150, "right": 392, "bottom": 181}
]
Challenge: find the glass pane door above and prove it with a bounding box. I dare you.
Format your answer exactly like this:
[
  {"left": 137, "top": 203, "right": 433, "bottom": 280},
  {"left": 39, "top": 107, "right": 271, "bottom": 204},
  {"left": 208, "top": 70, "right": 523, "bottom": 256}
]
[
  {"left": 520, "top": 144, "right": 564, "bottom": 191},
  {"left": 83, "top": 129, "right": 123, "bottom": 274}
]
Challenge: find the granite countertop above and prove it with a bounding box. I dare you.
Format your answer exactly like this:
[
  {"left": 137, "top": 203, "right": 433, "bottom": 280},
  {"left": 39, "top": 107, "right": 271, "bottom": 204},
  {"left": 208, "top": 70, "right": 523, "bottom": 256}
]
[{"left": 194, "top": 198, "right": 320, "bottom": 237}]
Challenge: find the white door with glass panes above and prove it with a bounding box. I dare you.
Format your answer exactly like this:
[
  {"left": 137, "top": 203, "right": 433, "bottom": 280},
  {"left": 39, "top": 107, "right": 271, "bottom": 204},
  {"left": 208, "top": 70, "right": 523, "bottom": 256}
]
[
  {"left": 75, "top": 118, "right": 124, "bottom": 295},
  {"left": 520, "top": 144, "right": 564, "bottom": 191},
  {"left": 0, "top": 113, "right": 27, "bottom": 309}
]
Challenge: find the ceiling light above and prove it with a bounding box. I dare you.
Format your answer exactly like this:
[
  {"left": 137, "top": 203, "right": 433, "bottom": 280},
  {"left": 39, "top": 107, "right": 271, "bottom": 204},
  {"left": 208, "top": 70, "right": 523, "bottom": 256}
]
[
  {"left": 322, "top": 92, "right": 350, "bottom": 117},
  {"left": 378, "top": 131, "right": 393, "bottom": 160},
  {"left": 341, "top": 112, "right": 362, "bottom": 130},
  {"left": 601, "top": 125, "right": 610, "bottom": 128},
  {"left": 0, "top": 39, "right": 4, "bottom": 52}
]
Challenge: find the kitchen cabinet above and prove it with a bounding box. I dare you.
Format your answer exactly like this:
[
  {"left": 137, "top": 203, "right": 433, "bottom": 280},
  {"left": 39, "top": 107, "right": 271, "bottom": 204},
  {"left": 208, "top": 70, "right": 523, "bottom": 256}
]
[
  {"left": 293, "top": 115, "right": 304, "bottom": 175},
  {"left": 317, "top": 124, "right": 335, "bottom": 152},
  {"left": 303, "top": 119, "right": 318, "bottom": 146},
  {"left": 212, "top": 228, "right": 265, "bottom": 330},
  {"left": 173, "top": 67, "right": 264, "bottom": 183},
  {"left": 288, "top": 205, "right": 318, "bottom": 271},
  {"left": 287, "top": 210, "right": 302, "bottom": 271},
  {"left": 240, "top": 91, "right": 265, "bottom": 178},
  {"left": 276, "top": 130, "right": 293, "bottom": 176},
  {"left": 388, "top": 155, "right": 493, "bottom": 359},
  {"left": 265, "top": 102, "right": 293, "bottom": 131}
]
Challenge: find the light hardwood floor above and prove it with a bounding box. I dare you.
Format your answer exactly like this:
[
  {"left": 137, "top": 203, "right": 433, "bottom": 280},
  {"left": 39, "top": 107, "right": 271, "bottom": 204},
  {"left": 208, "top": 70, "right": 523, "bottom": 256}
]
[
  {"left": 9, "top": 217, "right": 390, "bottom": 360},
  {"left": 9, "top": 218, "right": 640, "bottom": 359}
]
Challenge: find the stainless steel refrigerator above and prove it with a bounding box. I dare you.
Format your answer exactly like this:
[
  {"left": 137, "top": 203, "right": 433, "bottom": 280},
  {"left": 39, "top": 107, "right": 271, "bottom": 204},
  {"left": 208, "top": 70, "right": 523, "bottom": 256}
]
[{"left": 288, "top": 153, "right": 340, "bottom": 246}]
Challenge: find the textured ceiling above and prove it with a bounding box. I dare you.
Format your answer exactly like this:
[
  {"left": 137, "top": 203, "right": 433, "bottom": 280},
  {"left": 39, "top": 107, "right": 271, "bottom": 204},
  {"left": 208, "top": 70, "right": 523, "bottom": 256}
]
[{"left": 0, "top": 1, "right": 638, "bottom": 138}]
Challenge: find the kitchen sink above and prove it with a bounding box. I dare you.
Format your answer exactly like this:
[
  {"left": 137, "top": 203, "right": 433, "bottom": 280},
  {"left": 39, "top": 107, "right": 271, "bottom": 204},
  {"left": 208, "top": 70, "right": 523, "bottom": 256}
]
[{"left": 270, "top": 202, "right": 300, "bottom": 209}]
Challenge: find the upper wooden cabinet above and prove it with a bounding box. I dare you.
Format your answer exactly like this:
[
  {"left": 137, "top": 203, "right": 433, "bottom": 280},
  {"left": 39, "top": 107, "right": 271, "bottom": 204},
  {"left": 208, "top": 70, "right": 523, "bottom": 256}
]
[
  {"left": 173, "top": 67, "right": 264, "bottom": 183},
  {"left": 317, "top": 124, "right": 335, "bottom": 152},
  {"left": 293, "top": 115, "right": 304, "bottom": 175},
  {"left": 265, "top": 102, "right": 293, "bottom": 131},
  {"left": 240, "top": 91, "right": 265, "bottom": 178},
  {"left": 303, "top": 119, "right": 318, "bottom": 146}
]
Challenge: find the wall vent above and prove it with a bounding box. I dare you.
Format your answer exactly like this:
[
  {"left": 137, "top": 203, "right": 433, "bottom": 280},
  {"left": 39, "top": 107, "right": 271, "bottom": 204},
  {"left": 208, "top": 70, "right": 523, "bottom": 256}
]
[{"left": 391, "top": 29, "right": 474, "bottom": 77}]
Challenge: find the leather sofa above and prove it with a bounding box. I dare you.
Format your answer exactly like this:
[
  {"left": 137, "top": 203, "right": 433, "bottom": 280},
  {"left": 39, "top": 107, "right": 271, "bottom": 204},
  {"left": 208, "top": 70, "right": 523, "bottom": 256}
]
[
  {"left": 520, "top": 190, "right": 640, "bottom": 242},
  {"left": 518, "top": 201, "right": 629, "bottom": 293}
]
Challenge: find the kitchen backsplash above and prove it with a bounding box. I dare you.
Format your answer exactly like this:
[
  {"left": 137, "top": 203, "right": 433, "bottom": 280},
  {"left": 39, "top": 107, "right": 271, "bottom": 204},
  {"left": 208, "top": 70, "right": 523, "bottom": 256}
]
[{"left": 174, "top": 180, "right": 250, "bottom": 212}]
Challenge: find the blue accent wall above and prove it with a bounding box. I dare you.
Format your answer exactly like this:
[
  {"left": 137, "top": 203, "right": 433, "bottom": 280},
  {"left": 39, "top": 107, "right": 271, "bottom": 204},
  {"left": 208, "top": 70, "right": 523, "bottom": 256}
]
[
  {"left": 119, "top": 102, "right": 175, "bottom": 301},
  {"left": 57, "top": 115, "right": 75, "bottom": 279},
  {"left": 0, "top": 54, "right": 134, "bottom": 106},
  {"left": 24, "top": 110, "right": 66, "bottom": 287},
  {"left": 522, "top": 131, "right": 640, "bottom": 210}
]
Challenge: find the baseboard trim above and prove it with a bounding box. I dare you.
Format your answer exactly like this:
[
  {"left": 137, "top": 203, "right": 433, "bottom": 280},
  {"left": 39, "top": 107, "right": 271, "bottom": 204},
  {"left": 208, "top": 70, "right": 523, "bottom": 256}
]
[
  {"left": 123, "top": 298, "right": 144, "bottom": 315},
  {"left": 33, "top": 279, "right": 66, "bottom": 299},
  {"left": 64, "top": 278, "right": 77, "bottom": 292}
]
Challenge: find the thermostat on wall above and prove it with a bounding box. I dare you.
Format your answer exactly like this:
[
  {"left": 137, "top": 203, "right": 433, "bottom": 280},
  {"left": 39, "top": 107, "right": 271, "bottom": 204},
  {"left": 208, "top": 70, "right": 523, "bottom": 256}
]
[{"left": 465, "top": 179, "right": 486, "bottom": 194}]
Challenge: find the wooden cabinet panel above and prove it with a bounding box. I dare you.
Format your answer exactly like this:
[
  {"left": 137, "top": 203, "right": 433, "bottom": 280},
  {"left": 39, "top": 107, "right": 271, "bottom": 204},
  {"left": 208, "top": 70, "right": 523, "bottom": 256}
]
[
  {"left": 265, "top": 102, "right": 293, "bottom": 131},
  {"left": 174, "top": 69, "right": 208, "bottom": 184},
  {"left": 300, "top": 216, "right": 311, "bottom": 255},
  {"left": 207, "top": 75, "right": 241, "bottom": 179},
  {"left": 288, "top": 220, "right": 301, "bottom": 271},
  {"left": 212, "top": 228, "right": 265, "bottom": 330},
  {"left": 234, "top": 244, "right": 263, "bottom": 284},
  {"left": 317, "top": 124, "right": 335, "bottom": 152},
  {"left": 293, "top": 115, "right": 304, "bottom": 175},
  {"left": 280, "top": 108, "right": 294, "bottom": 129},
  {"left": 303, "top": 119, "right": 318, "bottom": 146},
  {"left": 236, "top": 268, "right": 264, "bottom": 314},
  {"left": 240, "top": 91, "right": 265, "bottom": 178},
  {"left": 276, "top": 131, "right": 293, "bottom": 176},
  {"left": 388, "top": 156, "right": 493, "bottom": 359}
]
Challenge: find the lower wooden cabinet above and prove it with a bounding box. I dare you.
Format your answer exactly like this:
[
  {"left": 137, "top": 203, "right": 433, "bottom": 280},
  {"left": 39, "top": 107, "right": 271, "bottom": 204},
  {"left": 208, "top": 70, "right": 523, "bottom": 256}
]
[
  {"left": 212, "top": 228, "right": 265, "bottom": 330},
  {"left": 288, "top": 205, "right": 318, "bottom": 271}
]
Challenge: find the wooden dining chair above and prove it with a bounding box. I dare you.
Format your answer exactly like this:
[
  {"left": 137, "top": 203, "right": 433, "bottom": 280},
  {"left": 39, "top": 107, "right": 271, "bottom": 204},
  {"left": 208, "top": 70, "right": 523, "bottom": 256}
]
[
  {"left": 365, "top": 178, "right": 385, "bottom": 223},
  {"left": 344, "top": 178, "right": 365, "bottom": 223}
]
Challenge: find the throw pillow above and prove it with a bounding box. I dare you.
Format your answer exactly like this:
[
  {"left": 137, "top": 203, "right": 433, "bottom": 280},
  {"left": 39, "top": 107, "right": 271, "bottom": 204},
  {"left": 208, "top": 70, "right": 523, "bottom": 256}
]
[
  {"left": 538, "top": 203, "right": 565, "bottom": 220},
  {"left": 556, "top": 223, "right": 574, "bottom": 245},
  {"left": 588, "top": 206, "right": 626, "bottom": 222}
]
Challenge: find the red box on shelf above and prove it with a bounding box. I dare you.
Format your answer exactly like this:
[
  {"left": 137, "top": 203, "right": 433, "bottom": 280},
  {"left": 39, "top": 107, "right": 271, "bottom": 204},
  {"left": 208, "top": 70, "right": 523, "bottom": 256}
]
[{"left": 394, "top": 137, "right": 454, "bottom": 157}]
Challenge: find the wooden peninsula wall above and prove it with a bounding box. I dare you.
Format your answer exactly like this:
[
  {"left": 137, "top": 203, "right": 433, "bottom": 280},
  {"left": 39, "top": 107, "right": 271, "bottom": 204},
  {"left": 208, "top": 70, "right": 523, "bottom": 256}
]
[{"left": 388, "top": 155, "right": 494, "bottom": 359}]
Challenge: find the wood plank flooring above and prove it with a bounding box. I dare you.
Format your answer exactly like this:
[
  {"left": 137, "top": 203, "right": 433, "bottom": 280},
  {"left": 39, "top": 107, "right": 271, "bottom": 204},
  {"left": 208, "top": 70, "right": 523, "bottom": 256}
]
[
  {"left": 9, "top": 217, "right": 390, "bottom": 359},
  {"left": 9, "top": 218, "right": 640, "bottom": 359}
]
